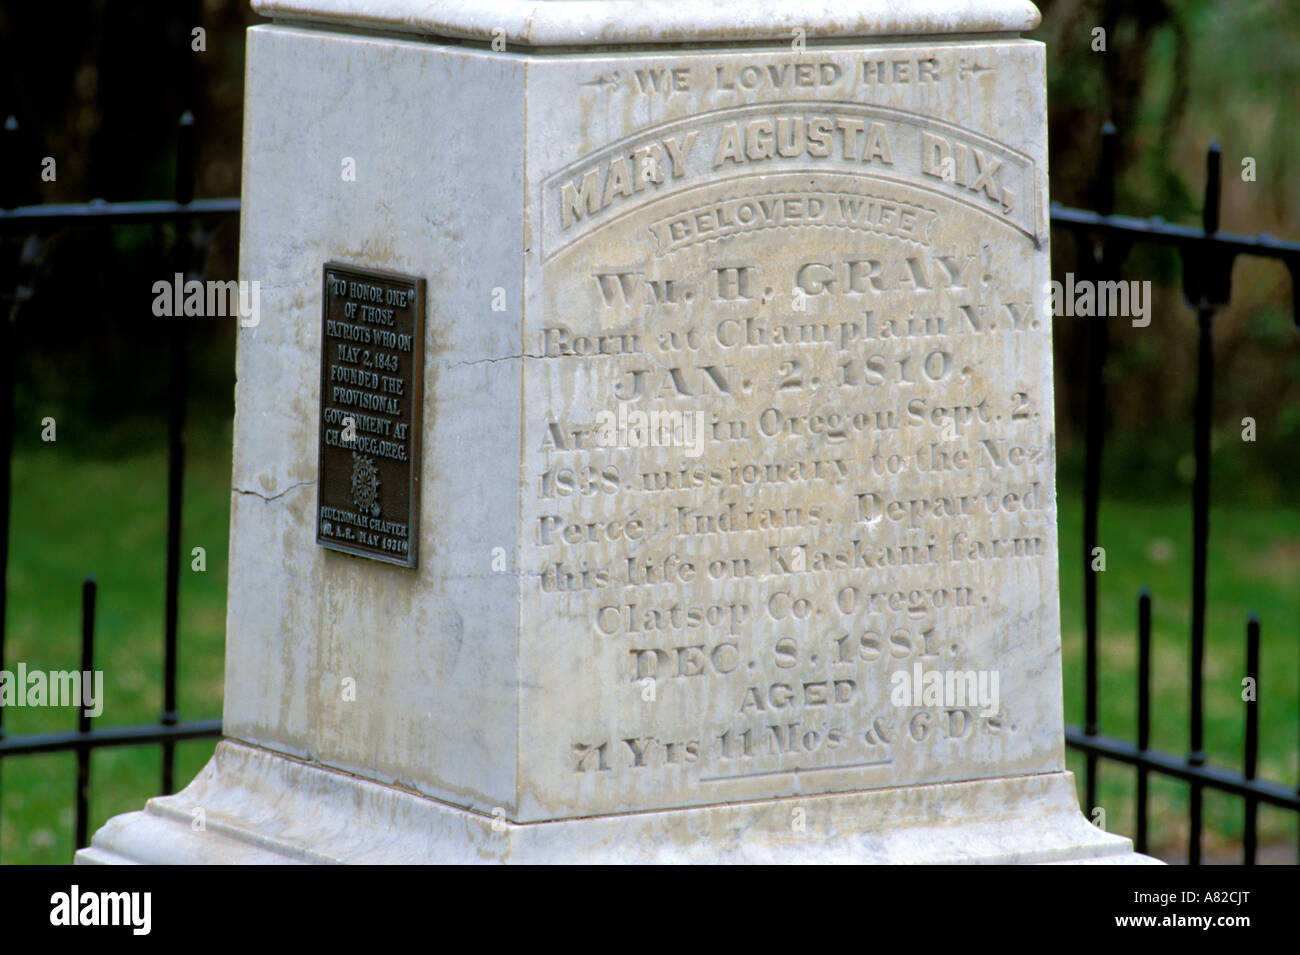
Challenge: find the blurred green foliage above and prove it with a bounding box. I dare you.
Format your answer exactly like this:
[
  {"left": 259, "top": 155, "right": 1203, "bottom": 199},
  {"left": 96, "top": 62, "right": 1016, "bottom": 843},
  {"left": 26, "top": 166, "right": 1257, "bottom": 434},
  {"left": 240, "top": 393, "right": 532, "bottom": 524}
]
[{"left": 1041, "top": 0, "right": 1300, "bottom": 502}]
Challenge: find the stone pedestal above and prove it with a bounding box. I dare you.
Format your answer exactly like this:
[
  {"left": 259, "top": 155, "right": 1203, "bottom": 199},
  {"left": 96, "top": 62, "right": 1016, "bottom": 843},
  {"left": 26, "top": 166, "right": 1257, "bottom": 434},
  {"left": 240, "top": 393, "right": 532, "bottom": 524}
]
[{"left": 81, "top": 0, "right": 1155, "bottom": 864}]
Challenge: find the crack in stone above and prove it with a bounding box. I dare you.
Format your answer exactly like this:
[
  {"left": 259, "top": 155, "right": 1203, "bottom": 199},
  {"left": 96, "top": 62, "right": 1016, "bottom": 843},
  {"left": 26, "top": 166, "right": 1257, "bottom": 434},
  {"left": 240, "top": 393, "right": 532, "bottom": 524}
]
[
  {"left": 450, "top": 353, "right": 547, "bottom": 368},
  {"left": 233, "top": 480, "right": 314, "bottom": 502}
]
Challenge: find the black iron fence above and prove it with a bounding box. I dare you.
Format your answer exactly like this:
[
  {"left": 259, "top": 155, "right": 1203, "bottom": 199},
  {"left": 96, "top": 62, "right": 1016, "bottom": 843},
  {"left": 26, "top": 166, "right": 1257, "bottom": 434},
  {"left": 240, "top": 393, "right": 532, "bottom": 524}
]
[
  {"left": 0, "top": 113, "right": 1296, "bottom": 863},
  {"left": 0, "top": 113, "right": 230, "bottom": 860},
  {"left": 1054, "top": 124, "right": 1300, "bottom": 865}
]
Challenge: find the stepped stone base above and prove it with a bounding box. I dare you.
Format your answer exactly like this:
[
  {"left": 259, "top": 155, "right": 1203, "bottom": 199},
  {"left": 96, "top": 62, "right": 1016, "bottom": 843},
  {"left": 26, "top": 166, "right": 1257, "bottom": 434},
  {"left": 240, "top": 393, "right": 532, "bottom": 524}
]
[{"left": 78, "top": 741, "right": 1159, "bottom": 864}]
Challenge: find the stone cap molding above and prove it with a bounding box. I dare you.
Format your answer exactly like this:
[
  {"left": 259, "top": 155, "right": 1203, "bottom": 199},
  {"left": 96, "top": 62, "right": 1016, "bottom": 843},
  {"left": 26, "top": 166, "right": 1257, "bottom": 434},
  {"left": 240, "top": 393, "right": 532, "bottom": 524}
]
[{"left": 252, "top": 0, "right": 1043, "bottom": 47}]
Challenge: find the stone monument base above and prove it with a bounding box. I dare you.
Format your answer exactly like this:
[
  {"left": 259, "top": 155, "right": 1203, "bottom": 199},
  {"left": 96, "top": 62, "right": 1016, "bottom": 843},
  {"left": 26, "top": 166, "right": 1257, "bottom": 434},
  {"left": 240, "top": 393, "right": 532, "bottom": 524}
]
[{"left": 77, "top": 741, "right": 1158, "bottom": 864}]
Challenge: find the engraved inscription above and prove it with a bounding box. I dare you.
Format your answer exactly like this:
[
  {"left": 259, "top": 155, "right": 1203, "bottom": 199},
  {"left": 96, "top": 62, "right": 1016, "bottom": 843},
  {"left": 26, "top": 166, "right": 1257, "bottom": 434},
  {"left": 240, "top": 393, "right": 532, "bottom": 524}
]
[
  {"left": 543, "top": 104, "right": 1037, "bottom": 256},
  {"left": 522, "top": 42, "right": 1053, "bottom": 816},
  {"left": 526, "top": 160, "right": 1049, "bottom": 803}
]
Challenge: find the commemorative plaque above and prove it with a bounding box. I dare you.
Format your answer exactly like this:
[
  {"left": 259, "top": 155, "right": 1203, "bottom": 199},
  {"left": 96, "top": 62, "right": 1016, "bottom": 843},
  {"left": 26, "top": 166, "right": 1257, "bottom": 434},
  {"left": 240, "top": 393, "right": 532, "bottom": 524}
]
[{"left": 316, "top": 262, "right": 424, "bottom": 567}]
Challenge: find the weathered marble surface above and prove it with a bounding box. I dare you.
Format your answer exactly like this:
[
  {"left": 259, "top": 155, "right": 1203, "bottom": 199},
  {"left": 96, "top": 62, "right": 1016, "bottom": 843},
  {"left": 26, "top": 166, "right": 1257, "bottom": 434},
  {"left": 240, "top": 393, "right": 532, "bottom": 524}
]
[
  {"left": 207, "top": 23, "right": 1069, "bottom": 822},
  {"left": 251, "top": 0, "right": 1042, "bottom": 47},
  {"left": 81, "top": 0, "right": 1156, "bottom": 863},
  {"left": 80, "top": 741, "right": 1150, "bottom": 864}
]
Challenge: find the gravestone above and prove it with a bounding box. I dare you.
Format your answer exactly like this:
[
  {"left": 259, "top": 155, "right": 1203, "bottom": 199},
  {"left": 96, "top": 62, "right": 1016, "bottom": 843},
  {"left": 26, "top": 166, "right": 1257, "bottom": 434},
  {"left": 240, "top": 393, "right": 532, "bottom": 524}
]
[{"left": 80, "top": 0, "right": 1153, "bottom": 863}]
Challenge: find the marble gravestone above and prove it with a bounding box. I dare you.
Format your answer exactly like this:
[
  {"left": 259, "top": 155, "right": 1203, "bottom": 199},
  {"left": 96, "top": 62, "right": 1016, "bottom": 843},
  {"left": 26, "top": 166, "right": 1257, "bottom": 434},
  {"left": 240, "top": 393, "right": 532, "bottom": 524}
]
[{"left": 79, "top": 0, "right": 1153, "bottom": 863}]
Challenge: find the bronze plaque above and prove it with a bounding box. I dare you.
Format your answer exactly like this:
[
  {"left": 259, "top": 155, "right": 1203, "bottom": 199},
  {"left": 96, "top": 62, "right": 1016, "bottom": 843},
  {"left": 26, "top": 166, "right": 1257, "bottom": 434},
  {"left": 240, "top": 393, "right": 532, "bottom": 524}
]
[{"left": 317, "top": 263, "right": 424, "bottom": 567}]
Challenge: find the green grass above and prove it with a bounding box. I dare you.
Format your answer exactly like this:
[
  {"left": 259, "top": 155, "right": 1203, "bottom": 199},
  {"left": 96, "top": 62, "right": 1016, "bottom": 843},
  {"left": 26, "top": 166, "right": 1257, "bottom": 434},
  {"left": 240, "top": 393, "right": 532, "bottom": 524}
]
[
  {"left": 1058, "top": 489, "right": 1300, "bottom": 863},
  {"left": 1, "top": 424, "right": 231, "bottom": 864},
  {"left": 1, "top": 430, "right": 1296, "bottom": 863}
]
